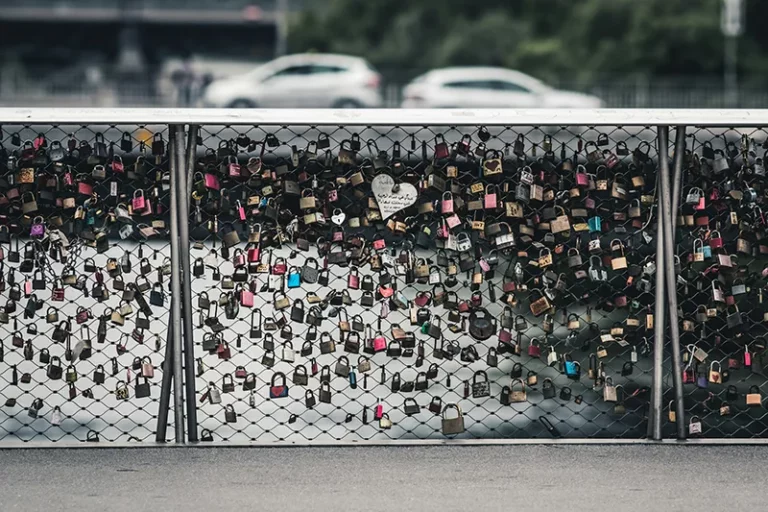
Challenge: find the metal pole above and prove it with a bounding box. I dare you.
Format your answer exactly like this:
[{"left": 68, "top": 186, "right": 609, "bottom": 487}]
[
  {"left": 658, "top": 126, "right": 686, "bottom": 439},
  {"left": 671, "top": 126, "right": 686, "bottom": 227},
  {"left": 725, "top": 35, "right": 738, "bottom": 108},
  {"left": 169, "top": 124, "right": 186, "bottom": 443},
  {"left": 179, "top": 125, "right": 199, "bottom": 442},
  {"left": 155, "top": 311, "right": 173, "bottom": 442},
  {"left": 650, "top": 155, "right": 666, "bottom": 441},
  {"left": 187, "top": 125, "right": 198, "bottom": 199},
  {"left": 275, "top": 0, "right": 289, "bottom": 57}
]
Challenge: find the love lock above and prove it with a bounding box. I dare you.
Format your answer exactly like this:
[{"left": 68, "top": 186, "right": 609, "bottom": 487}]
[{"left": 468, "top": 308, "right": 496, "bottom": 341}]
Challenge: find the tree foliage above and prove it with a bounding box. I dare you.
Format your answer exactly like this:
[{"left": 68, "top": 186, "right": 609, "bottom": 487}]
[{"left": 289, "top": 0, "right": 768, "bottom": 85}]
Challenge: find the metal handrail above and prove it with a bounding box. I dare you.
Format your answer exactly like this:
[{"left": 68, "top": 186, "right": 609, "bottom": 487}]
[{"left": 0, "top": 108, "right": 763, "bottom": 126}]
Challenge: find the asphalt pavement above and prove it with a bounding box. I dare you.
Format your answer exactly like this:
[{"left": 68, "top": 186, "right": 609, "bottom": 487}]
[{"left": 0, "top": 444, "right": 764, "bottom": 511}]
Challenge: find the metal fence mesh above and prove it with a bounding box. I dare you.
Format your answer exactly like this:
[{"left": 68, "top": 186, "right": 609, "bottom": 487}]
[
  {"left": 0, "top": 124, "right": 174, "bottom": 442},
  {"left": 671, "top": 126, "right": 768, "bottom": 438},
  {"left": 187, "top": 123, "right": 661, "bottom": 441},
  {"left": 6, "top": 115, "right": 765, "bottom": 443}
]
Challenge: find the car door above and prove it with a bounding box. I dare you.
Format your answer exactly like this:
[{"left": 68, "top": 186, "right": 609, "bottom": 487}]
[
  {"left": 257, "top": 65, "right": 313, "bottom": 107},
  {"left": 300, "top": 65, "right": 348, "bottom": 107}
]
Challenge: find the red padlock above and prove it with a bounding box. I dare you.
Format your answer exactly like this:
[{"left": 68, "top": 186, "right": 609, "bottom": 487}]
[{"left": 434, "top": 135, "right": 450, "bottom": 160}]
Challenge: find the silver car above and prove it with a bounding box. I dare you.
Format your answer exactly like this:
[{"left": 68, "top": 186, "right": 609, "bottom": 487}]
[
  {"left": 402, "top": 67, "right": 602, "bottom": 108},
  {"left": 202, "top": 53, "right": 384, "bottom": 108}
]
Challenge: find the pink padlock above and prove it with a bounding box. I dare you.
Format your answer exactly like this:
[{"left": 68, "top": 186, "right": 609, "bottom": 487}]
[
  {"left": 240, "top": 288, "right": 254, "bottom": 307},
  {"left": 204, "top": 172, "right": 220, "bottom": 190},
  {"left": 272, "top": 258, "right": 287, "bottom": 275},
  {"left": 228, "top": 157, "right": 241, "bottom": 177},
  {"left": 232, "top": 249, "right": 246, "bottom": 268},
  {"left": 236, "top": 200, "right": 246, "bottom": 221},
  {"left": 374, "top": 404, "right": 384, "bottom": 420},
  {"left": 745, "top": 347, "right": 752, "bottom": 367},
  {"left": 576, "top": 166, "right": 589, "bottom": 186},
  {"left": 446, "top": 214, "right": 461, "bottom": 229},
  {"left": 603, "top": 150, "right": 619, "bottom": 168},
  {"left": 78, "top": 181, "right": 93, "bottom": 196},
  {"left": 30, "top": 216, "right": 45, "bottom": 238},
  {"left": 132, "top": 189, "right": 146, "bottom": 211},
  {"left": 348, "top": 271, "right": 359, "bottom": 289},
  {"left": 372, "top": 333, "right": 387, "bottom": 353},
  {"left": 247, "top": 244, "right": 261, "bottom": 262},
  {"left": 441, "top": 192, "right": 454, "bottom": 214},
  {"left": 484, "top": 185, "right": 497, "bottom": 209}
]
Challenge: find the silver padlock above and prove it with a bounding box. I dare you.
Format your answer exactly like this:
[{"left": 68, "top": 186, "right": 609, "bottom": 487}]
[
  {"left": 547, "top": 347, "right": 558, "bottom": 366},
  {"left": 755, "top": 158, "right": 765, "bottom": 176},
  {"left": 456, "top": 233, "right": 472, "bottom": 252},
  {"left": 119, "top": 224, "right": 134, "bottom": 239},
  {"left": 51, "top": 406, "right": 63, "bottom": 426},
  {"left": 689, "top": 416, "right": 703, "bottom": 435},
  {"left": 713, "top": 150, "right": 730, "bottom": 173},
  {"left": 208, "top": 383, "right": 222, "bottom": 404}
]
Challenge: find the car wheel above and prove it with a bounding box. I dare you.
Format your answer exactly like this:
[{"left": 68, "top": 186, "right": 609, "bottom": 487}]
[
  {"left": 333, "top": 99, "right": 363, "bottom": 109},
  {"left": 228, "top": 99, "right": 257, "bottom": 108}
]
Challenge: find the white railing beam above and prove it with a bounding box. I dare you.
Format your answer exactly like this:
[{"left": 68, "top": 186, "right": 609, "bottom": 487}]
[{"left": 0, "top": 108, "right": 765, "bottom": 126}]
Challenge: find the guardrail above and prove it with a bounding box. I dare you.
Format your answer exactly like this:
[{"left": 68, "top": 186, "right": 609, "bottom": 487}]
[{"left": 1, "top": 109, "right": 766, "bottom": 444}]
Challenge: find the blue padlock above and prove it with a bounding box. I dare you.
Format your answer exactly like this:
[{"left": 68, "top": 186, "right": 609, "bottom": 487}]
[
  {"left": 588, "top": 216, "right": 601, "bottom": 233},
  {"left": 564, "top": 360, "right": 581, "bottom": 379},
  {"left": 287, "top": 267, "right": 301, "bottom": 288}
]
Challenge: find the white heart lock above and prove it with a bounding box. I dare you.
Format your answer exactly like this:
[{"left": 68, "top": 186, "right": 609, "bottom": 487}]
[
  {"left": 331, "top": 208, "right": 346, "bottom": 226},
  {"left": 371, "top": 174, "right": 418, "bottom": 220}
]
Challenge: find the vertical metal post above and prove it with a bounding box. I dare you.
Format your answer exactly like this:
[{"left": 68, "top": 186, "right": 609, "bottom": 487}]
[
  {"left": 178, "top": 125, "right": 199, "bottom": 442},
  {"left": 671, "top": 127, "right": 686, "bottom": 228},
  {"left": 650, "top": 152, "right": 666, "bottom": 441},
  {"left": 169, "top": 124, "right": 186, "bottom": 443},
  {"left": 155, "top": 309, "right": 173, "bottom": 442},
  {"left": 187, "top": 126, "right": 198, "bottom": 198},
  {"left": 658, "top": 126, "right": 686, "bottom": 439}
]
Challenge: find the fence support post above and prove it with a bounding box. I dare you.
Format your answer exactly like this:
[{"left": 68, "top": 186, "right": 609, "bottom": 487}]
[
  {"left": 671, "top": 127, "right": 686, "bottom": 225},
  {"left": 169, "top": 124, "right": 186, "bottom": 443},
  {"left": 658, "top": 125, "right": 686, "bottom": 440},
  {"left": 155, "top": 301, "right": 174, "bottom": 442},
  {"left": 649, "top": 127, "right": 667, "bottom": 440},
  {"left": 180, "top": 125, "right": 199, "bottom": 441}
]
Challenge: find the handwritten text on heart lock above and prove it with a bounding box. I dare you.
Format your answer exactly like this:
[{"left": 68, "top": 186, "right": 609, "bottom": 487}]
[{"left": 371, "top": 174, "right": 418, "bottom": 220}]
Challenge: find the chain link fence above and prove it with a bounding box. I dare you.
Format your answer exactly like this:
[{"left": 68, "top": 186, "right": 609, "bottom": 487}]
[
  {"left": 0, "top": 123, "right": 175, "bottom": 442},
  {"left": 3, "top": 109, "right": 766, "bottom": 444},
  {"left": 672, "top": 126, "right": 768, "bottom": 438},
  {"left": 186, "top": 122, "right": 662, "bottom": 441}
]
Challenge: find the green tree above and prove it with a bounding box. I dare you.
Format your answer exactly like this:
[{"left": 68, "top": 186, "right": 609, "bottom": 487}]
[{"left": 289, "top": 0, "right": 768, "bottom": 87}]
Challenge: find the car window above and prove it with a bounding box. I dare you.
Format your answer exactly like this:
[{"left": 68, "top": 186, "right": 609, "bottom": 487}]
[
  {"left": 264, "top": 65, "right": 313, "bottom": 81},
  {"left": 491, "top": 80, "right": 531, "bottom": 93},
  {"left": 443, "top": 80, "right": 532, "bottom": 93},
  {"left": 443, "top": 80, "right": 493, "bottom": 89},
  {"left": 310, "top": 65, "right": 347, "bottom": 74}
]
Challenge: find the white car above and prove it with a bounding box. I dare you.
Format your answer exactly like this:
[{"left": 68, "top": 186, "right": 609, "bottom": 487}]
[
  {"left": 201, "top": 54, "right": 383, "bottom": 108},
  {"left": 401, "top": 67, "right": 602, "bottom": 108}
]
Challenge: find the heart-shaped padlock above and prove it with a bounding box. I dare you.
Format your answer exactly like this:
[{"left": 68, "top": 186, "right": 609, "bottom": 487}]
[{"left": 331, "top": 208, "right": 346, "bottom": 226}]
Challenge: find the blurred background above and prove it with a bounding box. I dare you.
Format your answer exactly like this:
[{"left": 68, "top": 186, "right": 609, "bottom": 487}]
[{"left": 0, "top": 0, "right": 764, "bottom": 109}]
